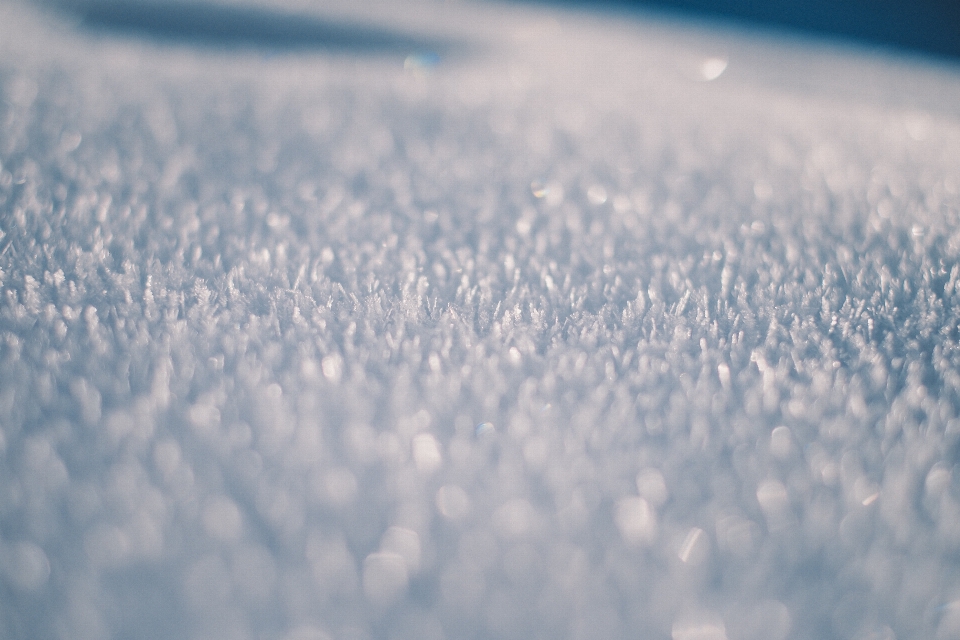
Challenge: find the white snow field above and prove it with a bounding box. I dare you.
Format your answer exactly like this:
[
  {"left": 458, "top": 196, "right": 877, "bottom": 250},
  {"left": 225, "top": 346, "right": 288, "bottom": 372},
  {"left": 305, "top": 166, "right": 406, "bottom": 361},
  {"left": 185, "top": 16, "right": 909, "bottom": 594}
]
[{"left": 2, "top": 0, "right": 960, "bottom": 638}]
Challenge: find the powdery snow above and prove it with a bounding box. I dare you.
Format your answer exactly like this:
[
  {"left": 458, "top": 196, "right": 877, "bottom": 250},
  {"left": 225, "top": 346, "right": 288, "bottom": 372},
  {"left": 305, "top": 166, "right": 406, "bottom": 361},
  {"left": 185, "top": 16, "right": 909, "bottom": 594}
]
[{"left": 1, "top": 1, "right": 960, "bottom": 639}]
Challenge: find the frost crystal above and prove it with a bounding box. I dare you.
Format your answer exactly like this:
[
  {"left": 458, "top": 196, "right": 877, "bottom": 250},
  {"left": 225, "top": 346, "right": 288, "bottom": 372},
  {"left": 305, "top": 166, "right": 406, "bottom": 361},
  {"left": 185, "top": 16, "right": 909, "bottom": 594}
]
[{"left": 1, "top": 0, "right": 960, "bottom": 638}]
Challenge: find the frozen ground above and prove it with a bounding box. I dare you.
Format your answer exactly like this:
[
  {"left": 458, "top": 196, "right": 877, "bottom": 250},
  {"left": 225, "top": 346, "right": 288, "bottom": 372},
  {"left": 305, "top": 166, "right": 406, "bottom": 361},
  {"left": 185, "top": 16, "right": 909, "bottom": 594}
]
[{"left": 2, "top": 1, "right": 960, "bottom": 638}]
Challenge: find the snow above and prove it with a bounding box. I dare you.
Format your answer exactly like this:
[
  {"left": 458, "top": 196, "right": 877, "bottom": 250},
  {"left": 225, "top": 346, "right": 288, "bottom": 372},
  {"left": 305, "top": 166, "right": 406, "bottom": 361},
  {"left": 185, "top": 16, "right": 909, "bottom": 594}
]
[{"left": 2, "top": 0, "right": 960, "bottom": 639}]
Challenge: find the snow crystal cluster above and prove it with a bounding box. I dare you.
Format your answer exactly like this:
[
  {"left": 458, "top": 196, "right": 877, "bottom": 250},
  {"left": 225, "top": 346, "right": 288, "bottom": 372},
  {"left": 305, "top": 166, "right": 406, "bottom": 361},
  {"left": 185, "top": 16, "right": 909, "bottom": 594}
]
[{"left": 1, "top": 1, "right": 960, "bottom": 639}]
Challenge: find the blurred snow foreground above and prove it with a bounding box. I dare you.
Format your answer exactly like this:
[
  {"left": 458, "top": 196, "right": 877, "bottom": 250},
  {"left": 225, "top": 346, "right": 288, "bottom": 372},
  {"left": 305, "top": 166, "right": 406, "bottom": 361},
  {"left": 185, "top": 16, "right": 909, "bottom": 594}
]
[{"left": 2, "top": 0, "right": 960, "bottom": 638}]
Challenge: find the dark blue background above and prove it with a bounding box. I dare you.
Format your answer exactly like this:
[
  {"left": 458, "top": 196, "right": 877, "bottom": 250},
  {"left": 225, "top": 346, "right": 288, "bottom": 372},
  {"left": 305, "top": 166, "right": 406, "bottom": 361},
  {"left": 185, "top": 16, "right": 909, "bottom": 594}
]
[
  {"left": 54, "top": 0, "right": 960, "bottom": 61},
  {"left": 549, "top": 0, "right": 960, "bottom": 60}
]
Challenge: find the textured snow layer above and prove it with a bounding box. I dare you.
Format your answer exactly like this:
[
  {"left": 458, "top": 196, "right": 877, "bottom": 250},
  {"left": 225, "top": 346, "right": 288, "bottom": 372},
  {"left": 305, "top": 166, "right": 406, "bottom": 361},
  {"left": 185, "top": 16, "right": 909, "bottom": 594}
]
[{"left": 2, "top": 1, "right": 960, "bottom": 639}]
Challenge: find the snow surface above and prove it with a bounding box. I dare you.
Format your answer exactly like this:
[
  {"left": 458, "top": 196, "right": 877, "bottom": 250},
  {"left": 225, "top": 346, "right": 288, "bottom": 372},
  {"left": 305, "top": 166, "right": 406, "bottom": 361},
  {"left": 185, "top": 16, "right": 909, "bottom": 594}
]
[{"left": 2, "top": 1, "right": 960, "bottom": 639}]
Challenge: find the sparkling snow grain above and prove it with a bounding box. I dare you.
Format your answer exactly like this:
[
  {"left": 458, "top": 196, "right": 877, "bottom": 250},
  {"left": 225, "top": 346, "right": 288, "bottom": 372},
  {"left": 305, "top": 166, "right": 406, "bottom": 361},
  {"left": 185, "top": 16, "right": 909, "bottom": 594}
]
[{"left": 1, "top": 0, "right": 960, "bottom": 639}]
